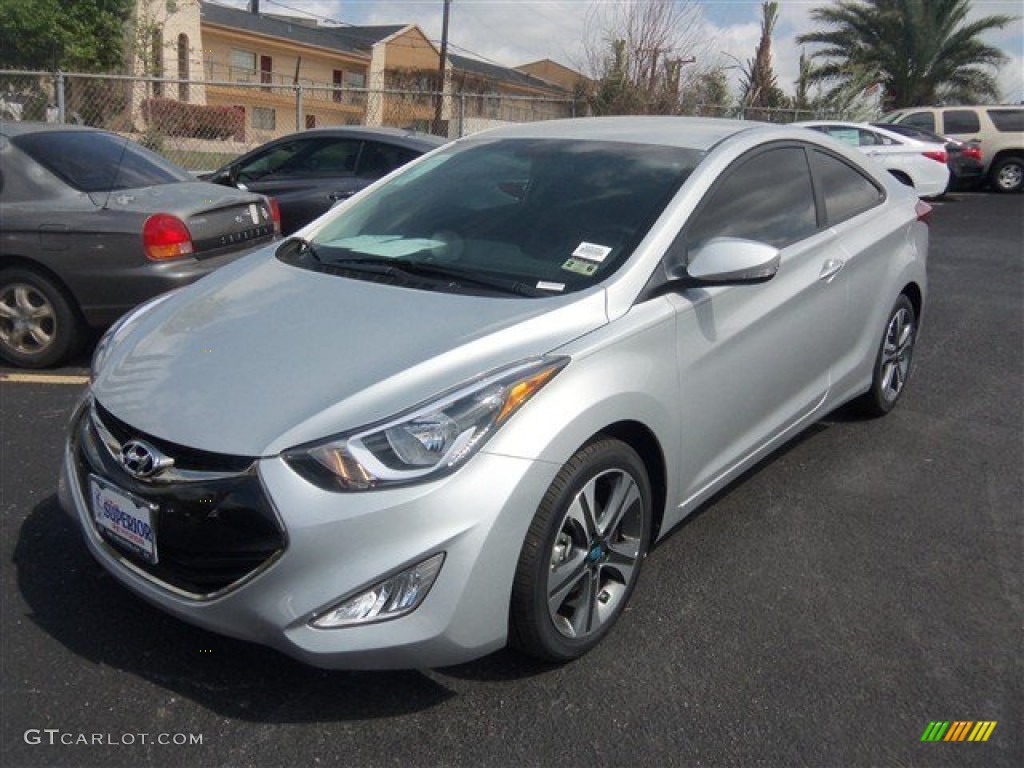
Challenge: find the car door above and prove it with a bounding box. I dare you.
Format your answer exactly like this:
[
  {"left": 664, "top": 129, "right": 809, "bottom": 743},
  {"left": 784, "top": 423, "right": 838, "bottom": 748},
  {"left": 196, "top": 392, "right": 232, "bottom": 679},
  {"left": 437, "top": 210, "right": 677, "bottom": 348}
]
[
  {"left": 232, "top": 136, "right": 363, "bottom": 233},
  {"left": 666, "top": 144, "right": 848, "bottom": 503}
]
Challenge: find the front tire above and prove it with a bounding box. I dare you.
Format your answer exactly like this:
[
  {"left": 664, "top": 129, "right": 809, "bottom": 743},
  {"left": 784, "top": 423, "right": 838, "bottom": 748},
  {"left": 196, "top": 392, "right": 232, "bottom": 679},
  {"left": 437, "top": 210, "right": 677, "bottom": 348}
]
[
  {"left": 510, "top": 438, "right": 652, "bottom": 662},
  {"left": 990, "top": 156, "right": 1023, "bottom": 193},
  {"left": 856, "top": 294, "right": 917, "bottom": 417},
  {"left": 0, "top": 267, "right": 82, "bottom": 368}
]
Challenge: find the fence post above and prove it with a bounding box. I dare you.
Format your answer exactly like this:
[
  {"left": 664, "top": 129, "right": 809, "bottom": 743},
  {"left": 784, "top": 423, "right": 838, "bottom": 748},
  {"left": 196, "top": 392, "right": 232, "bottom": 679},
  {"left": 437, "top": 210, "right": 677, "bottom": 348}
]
[
  {"left": 295, "top": 84, "right": 304, "bottom": 131},
  {"left": 55, "top": 71, "right": 65, "bottom": 123}
]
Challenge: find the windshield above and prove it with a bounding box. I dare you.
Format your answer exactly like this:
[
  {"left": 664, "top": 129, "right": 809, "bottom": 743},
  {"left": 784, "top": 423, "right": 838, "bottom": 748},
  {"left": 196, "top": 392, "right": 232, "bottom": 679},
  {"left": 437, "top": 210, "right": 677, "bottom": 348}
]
[
  {"left": 295, "top": 137, "right": 703, "bottom": 296},
  {"left": 13, "top": 130, "right": 191, "bottom": 192}
]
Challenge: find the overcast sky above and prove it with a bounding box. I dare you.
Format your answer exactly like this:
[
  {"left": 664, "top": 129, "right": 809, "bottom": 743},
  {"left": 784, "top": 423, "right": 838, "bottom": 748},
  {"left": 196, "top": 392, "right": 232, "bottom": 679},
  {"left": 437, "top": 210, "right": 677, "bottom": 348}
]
[{"left": 216, "top": 0, "right": 1024, "bottom": 103}]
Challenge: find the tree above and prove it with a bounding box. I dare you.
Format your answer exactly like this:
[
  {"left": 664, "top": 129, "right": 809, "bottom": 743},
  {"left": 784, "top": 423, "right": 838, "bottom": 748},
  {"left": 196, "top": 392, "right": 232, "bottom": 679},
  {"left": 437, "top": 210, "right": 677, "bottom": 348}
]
[
  {"left": 578, "top": 0, "right": 711, "bottom": 115},
  {"left": 796, "top": 0, "right": 1014, "bottom": 111},
  {"left": 0, "top": 0, "right": 135, "bottom": 72},
  {"left": 738, "top": 1, "right": 790, "bottom": 119},
  {"left": 679, "top": 67, "right": 733, "bottom": 117}
]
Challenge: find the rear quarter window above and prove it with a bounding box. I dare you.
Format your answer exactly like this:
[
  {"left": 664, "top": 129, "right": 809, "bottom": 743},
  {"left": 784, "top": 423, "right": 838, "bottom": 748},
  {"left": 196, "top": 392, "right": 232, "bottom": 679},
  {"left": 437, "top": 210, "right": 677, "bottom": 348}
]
[
  {"left": 808, "top": 149, "right": 884, "bottom": 226},
  {"left": 900, "top": 112, "right": 937, "bottom": 132},
  {"left": 987, "top": 109, "right": 1024, "bottom": 132},
  {"left": 942, "top": 110, "right": 981, "bottom": 134}
]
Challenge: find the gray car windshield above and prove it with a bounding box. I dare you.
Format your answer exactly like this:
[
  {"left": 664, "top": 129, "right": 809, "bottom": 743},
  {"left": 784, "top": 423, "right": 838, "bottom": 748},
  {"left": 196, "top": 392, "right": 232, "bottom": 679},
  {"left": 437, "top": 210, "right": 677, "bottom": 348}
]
[{"left": 294, "top": 138, "right": 703, "bottom": 296}]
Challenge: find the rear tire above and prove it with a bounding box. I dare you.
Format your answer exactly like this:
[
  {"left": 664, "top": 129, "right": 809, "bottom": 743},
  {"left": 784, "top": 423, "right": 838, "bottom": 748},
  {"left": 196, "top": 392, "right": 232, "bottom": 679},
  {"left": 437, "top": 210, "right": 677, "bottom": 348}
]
[
  {"left": 856, "top": 295, "right": 917, "bottom": 417},
  {"left": 0, "top": 267, "right": 82, "bottom": 368},
  {"left": 990, "top": 156, "right": 1023, "bottom": 193},
  {"left": 510, "top": 438, "right": 652, "bottom": 662}
]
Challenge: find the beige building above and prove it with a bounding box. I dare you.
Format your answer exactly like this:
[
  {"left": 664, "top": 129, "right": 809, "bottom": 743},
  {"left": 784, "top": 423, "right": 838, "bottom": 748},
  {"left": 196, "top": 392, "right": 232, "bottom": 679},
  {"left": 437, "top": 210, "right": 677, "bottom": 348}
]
[{"left": 135, "top": 0, "right": 578, "bottom": 140}]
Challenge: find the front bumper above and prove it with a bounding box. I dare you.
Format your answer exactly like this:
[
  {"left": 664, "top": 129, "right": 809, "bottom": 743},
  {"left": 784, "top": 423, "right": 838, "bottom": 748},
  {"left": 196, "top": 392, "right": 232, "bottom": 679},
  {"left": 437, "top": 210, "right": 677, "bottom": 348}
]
[{"left": 59, "top": 398, "right": 559, "bottom": 669}]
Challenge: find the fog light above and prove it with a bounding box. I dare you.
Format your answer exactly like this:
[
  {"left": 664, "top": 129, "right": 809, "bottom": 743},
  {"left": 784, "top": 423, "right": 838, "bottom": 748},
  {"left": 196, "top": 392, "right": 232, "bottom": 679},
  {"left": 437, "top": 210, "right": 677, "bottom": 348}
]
[{"left": 312, "top": 553, "right": 445, "bottom": 628}]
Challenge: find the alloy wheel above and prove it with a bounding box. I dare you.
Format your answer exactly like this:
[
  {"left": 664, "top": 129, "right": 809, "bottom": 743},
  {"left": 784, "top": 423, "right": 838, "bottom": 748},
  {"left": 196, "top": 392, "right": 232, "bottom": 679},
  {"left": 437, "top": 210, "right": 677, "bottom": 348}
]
[
  {"left": 0, "top": 282, "right": 57, "bottom": 356},
  {"left": 546, "top": 467, "right": 644, "bottom": 640},
  {"left": 880, "top": 306, "right": 914, "bottom": 403}
]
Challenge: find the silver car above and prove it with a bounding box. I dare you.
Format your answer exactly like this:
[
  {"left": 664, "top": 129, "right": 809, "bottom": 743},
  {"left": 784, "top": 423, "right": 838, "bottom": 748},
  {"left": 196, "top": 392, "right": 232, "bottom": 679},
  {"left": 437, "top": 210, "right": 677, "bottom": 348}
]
[{"left": 60, "top": 117, "right": 929, "bottom": 669}]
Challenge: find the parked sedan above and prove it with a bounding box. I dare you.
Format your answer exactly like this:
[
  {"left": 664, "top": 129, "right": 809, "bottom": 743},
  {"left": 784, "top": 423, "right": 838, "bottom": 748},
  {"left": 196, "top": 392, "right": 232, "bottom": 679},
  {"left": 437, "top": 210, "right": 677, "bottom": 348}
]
[
  {"left": 797, "top": 120, "right": 950, "bottom": 198},
  {"left": 62, "top": 117, "right": 928, "bottom": 669},
  {"left": 871, "top": 121, "right": 985, "bottom": 190},
  {"left": 204, "top": 127, "right": 446, "bottom": 235},
  {"left": 0, "top": 123, "right": 279, "bottom": 368}
]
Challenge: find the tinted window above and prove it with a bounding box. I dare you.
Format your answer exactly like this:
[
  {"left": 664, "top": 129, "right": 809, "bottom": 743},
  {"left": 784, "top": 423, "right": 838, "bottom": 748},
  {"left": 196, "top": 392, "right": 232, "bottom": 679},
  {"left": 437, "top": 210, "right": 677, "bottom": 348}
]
[
  {"left": 236, "top": 138, "right": 362, "bottom": 182},
  {"left": 357, "top": 143, "right": 420, "bottom": 179},
  {"left": 901, "top": 112, "right": 936, "bottom": 131},
  {"left": 686, "top": 146, "right": 817, "bottom": 250},
  {"left": 809, "top": 149, "right": 883, "bottom": 225},
  {"left": 12, "top": 130, "right": 189, "bottom": 192},
  {"left": 943, "top": 109, "right": 980, "bottom": 134},
  {"left": 987, "top": 109, "right": 1024, "bottom": 132}
]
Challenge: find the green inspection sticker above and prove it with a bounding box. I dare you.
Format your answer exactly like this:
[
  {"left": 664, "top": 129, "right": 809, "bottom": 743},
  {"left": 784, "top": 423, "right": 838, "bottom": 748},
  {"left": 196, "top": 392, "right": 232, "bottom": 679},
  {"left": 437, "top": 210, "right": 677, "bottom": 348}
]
[{"left": 562, "top": 258, "right": 599, "bottom": 276}]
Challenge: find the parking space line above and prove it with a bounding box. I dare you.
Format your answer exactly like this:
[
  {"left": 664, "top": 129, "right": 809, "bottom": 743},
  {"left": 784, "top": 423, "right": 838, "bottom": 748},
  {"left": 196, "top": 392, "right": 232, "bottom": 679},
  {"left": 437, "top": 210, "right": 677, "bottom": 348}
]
[{"left": 0, "top": 373, "right": 89, "bottom": 385}]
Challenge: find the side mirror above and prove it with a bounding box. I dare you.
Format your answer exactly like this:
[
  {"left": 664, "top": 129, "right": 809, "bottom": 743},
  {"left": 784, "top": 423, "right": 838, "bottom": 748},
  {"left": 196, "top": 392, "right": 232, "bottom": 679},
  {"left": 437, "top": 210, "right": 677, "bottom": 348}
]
[{"left": 676, "top": 237, "right": 780, "bottom": 286}]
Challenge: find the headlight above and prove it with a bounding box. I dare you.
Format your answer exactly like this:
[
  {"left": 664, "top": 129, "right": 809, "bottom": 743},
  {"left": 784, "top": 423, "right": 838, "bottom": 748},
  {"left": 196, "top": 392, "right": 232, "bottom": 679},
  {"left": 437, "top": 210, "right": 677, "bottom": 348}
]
[
  {"left": 284, "top": 357, "right": 568, "bottom": 491},
  {"left": 91, "top": 290, "right": 181, "bottom": 382}
]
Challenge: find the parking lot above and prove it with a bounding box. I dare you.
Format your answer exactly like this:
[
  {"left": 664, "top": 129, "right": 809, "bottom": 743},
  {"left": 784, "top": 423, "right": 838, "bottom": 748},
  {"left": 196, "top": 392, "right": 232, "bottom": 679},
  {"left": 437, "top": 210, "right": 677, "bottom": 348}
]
[{"left": 1, "top": 191, "right": 1021, "bottom": 767}]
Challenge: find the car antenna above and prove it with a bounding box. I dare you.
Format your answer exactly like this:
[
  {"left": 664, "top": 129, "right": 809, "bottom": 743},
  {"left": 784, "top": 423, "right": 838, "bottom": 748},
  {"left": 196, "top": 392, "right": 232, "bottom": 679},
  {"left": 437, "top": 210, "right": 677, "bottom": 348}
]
[{"left": 100, "top": 134, "right": 132, "bottom": 210}]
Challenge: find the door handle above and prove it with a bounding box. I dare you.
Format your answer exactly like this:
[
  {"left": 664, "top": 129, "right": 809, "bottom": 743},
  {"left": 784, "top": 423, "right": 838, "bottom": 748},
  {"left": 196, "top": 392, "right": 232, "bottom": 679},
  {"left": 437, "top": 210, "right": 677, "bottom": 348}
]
[{"left": 819, "top": 258, "right": 845, "bottom": 282}]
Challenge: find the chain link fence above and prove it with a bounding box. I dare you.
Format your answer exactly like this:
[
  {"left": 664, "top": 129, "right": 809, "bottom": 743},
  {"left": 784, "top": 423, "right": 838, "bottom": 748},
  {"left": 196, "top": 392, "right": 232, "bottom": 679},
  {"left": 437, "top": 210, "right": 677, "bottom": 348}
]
[
  {"left": 2, "top": 70, "right": 844, "bottom": 172},
  {"left": 1, "top": 69, "right": 578, "bottom": 172}
]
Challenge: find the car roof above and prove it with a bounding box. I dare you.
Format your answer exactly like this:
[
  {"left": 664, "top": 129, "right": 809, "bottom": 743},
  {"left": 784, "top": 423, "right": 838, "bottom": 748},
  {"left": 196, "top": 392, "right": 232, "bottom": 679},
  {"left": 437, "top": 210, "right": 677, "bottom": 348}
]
[
  {"left": 266, "top": 126, "right": 447, "bottom": 148},
  {"left": 0, "top": 121, "right": 106, "bottom": 138},
  {"left": 462, "top": 116, "right": 766, "bottom": 151}
]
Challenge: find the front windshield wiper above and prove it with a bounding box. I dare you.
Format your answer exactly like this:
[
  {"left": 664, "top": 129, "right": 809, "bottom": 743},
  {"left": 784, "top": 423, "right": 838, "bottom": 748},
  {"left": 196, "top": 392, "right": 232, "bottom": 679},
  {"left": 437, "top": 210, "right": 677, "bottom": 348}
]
[{"left": 326, "top": 256, "right": 550, "bottom": 297}]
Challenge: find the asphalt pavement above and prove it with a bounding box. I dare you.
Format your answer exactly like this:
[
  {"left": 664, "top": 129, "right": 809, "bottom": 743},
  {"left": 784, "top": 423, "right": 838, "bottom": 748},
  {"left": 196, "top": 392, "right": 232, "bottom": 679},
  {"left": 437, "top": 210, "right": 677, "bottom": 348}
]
[{"left": 1, "top": 191, "right": 1021, "bottom": 767}]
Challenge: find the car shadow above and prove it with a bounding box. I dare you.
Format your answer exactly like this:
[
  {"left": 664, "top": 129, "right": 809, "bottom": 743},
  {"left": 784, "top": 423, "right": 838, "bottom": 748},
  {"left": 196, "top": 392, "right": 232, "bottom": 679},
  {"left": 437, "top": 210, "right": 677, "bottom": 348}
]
[{"left": 14, "top": 496, "right": 461, "bottom": 721}]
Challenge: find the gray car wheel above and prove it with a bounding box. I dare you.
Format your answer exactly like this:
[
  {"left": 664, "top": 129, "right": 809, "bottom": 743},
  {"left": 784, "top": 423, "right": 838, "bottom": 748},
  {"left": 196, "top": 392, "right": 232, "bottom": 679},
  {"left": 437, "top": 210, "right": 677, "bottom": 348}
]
[
  {"left": 857, "top": 294, "right": 917, "bottom": 417},
  {"left": 990, "top": 156, "right": 1023, "bottom": 193},
  {"left": 510, "top": 438, "right": 652, "bottom": 662},
  {"left": 0, "top": 267, "right": 82, "bottom": 368}
]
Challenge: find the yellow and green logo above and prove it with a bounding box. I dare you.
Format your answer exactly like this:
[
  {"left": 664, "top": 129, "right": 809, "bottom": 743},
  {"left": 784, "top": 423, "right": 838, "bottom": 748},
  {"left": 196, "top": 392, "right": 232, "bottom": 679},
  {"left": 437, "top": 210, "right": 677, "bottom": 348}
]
[{"left": 921, "top": 721, "right": 997, "bottom": 742}]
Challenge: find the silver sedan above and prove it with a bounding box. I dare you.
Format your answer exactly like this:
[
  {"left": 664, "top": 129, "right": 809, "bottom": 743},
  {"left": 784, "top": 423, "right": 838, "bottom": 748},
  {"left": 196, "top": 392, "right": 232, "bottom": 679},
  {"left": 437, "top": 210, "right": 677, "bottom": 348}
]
[{"left": 60, "top": 117, "right": 928, "bottom": 669}]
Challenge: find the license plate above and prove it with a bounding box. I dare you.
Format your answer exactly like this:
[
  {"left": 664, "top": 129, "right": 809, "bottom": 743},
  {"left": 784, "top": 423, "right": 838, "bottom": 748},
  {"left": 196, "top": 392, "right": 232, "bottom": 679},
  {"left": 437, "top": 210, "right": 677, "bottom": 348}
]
[{"left": 90, "top": 476, "right": 158, "bottom": 564}]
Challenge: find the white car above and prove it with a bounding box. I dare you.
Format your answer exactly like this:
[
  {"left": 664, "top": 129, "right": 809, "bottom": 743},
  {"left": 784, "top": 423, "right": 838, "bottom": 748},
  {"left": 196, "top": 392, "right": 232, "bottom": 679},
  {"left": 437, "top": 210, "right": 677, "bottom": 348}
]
[{"left": 797, "top": 121, "right": 951, "bottom": 198}]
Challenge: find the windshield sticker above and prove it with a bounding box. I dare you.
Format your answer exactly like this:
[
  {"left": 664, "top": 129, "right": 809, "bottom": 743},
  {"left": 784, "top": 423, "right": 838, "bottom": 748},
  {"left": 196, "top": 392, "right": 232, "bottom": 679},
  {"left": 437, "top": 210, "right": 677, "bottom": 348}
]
[
  {"left": 324, "top": 234, "right": 445, "bottom": 258},
  {"left": 536, "top": 281, "right": 565, "bottom": 292},
  {"left": 562, "top": 258, "right": 599, "bottom": 276},
  {"left": 572, "top": 242, "right": 613, "bottom": 263}
]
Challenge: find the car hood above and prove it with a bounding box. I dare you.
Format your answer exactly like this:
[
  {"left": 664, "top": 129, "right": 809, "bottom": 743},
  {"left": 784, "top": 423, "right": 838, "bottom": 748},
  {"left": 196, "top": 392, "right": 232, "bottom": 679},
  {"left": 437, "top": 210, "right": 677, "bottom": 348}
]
[{"left": 92, "top": 253, "right": 608, "bottom": 456}]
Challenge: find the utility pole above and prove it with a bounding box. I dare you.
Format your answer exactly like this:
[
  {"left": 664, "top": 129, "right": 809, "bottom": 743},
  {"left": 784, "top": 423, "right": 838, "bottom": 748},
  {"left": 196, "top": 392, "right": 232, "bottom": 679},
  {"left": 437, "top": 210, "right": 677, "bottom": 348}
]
[{"left": 433, "top": 0, "right": 451, "bottom": 136}]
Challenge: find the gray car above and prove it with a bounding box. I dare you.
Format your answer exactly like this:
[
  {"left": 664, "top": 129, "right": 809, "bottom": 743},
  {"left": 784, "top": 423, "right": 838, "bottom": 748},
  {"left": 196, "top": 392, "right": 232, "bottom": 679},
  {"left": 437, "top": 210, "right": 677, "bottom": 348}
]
[
  {"left": 0, "top": 123, "right": 279, "bottom": 367},
  {"left": 60, "top": 117, "right": 929, "bottom": 669}
]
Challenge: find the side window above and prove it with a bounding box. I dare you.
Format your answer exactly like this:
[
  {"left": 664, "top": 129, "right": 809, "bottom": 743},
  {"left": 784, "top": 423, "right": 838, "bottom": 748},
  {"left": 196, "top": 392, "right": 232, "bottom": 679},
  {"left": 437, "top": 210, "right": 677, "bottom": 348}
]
[
  {"left": 686, "top": 146, "right": 817, "bottom": 251},
  {"left": 822, "top": 126, "right": 860, "bottom": 146},
  {"left": 987, "top": 109, "right": 1024, "bottom": 132},
  {"left": 809, "top": 149, "right": 884, "bottom": 225},
  {"left": 942, "top": 109, "right": 980, "bottom": 134},
  {"left": 901, "top": 112, "right": 936, "bottom": 131},
  {"left": 356, "top": 143, "right": 420, "bottom": 179},
  {"left": 235, "top": 140, "right": 309, "bottom": 183},
  {"left": 299, "top": 139, "right": 362, "bottom": 177}
]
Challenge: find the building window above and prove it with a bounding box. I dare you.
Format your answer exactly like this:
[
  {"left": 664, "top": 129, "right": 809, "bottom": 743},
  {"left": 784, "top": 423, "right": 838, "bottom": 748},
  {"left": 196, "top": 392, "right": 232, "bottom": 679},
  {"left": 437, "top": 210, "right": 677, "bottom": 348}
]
[
  {"left": 252, "top": 107, "right": 276, "bottom": 130},
  {"left": 333, "top": 70, "right": 343, "bottom": 103},
  {"left": 177, "top": 34, "right": 189, "bottom": 101},
  {"left": 260, "top": 55, "right": 273, "bottom": 90},
  {"left": 333, "top": 69, "right": 366, "bottom": 105},
  {"left": 305, "top": 114, "right": 316, "bottom": 129},
  {"left": 231, "top": 49, "right": 257, "bottom": 82}
]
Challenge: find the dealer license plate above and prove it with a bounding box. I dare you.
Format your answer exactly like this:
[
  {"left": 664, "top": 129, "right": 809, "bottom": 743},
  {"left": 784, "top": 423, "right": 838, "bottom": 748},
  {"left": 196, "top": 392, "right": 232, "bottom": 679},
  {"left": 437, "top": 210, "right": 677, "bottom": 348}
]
[{"left": 90, "top": 475, "right": 158, "bottom": 564}]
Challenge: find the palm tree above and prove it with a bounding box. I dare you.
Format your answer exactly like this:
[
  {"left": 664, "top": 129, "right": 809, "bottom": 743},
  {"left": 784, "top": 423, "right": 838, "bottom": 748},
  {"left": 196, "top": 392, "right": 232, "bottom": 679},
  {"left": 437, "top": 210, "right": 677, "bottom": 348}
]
[{"left": 796, "top": 0, "right": 1014, "bottom": 111}]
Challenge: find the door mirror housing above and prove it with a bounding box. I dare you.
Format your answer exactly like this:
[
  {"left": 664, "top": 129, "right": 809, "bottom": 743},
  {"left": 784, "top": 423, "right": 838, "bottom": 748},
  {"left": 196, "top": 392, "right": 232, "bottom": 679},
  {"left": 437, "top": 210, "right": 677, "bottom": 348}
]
[{"left": 673, "top": 237, "right": 780, "bottom": 286}]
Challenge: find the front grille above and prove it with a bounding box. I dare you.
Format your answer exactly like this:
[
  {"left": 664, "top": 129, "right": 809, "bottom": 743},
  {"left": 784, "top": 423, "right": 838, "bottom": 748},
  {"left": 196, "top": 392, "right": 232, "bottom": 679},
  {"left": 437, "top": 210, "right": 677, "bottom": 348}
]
[{"left": 75, "top": 403, "right": 286, "bottom": 598}]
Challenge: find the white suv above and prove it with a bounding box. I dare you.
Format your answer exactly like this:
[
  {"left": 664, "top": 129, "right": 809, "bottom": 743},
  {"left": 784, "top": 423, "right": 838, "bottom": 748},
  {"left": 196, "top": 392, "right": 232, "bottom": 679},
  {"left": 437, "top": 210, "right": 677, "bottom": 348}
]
[{"left": 878, "top": 106, "right": 1023, "bottom": 193}]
